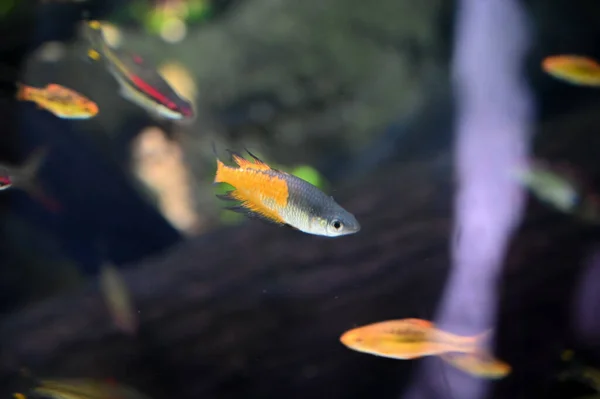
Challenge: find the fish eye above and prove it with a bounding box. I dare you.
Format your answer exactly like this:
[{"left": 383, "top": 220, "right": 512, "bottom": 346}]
[{"left": 331, "top": 219, "right": 342, "bottom": 230}]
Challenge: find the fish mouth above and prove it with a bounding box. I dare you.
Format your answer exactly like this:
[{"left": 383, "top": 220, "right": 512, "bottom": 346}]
[{"left": 181, "top": 107, "right": 194, "bottom": 118}]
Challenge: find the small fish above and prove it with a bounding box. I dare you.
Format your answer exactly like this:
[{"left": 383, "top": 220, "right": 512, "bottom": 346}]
[
  {"left": 83, "top": 20, "right": 194, "bottom": 120},
  {"left": 340, "top": 319, "right": 488, "bottom": 359},
  {"left": 542, "top": 55, "right": 600, "bottom": 87},
  {"left": 16, "top": 378, "right": 152, "bottom": 399},
  {"left": 440, "top": 351, "right": 511, "bottom": 379},
  {"left": 213, "top": 148, "right": 360, "bottom": 237},
  {"left": 513, "top": 162, "right": 580, "bottom": 213},
  {"left": 99, "top": 263, "right": 138, "bottom": 335},
  {"left": 340, "top": 319, "right": 510, "bottom": 379},
  {"left": 16, "top": 83, "right": 98, "bottom": 119},
  {"left": 0, "top": 148, "right": 60, "bottom": 211}
]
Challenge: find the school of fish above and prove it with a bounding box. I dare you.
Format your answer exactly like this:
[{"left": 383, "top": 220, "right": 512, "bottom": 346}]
[{"left": 21, "top": 9, "right": 600, "bottom": 397}]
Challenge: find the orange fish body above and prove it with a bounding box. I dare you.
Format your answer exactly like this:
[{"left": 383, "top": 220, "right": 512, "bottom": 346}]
[
  {"left": 214, "top": 149, "right": 360, "bottom": 237},
  {"left": 17, "top": 83, "right": 99, "bottom": 119},
  {"left": 215, "top": 152, "right": 289, "bottom": 225},
  {"left": 542, "top": 55, "right": 600, "bottom": 86},
  {"left": 339, "top": 319, "right": 486, "bottom": 360}
]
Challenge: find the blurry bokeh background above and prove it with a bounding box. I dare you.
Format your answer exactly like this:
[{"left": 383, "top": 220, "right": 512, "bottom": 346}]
[{"left": 3, "top": 0, "right": 600, "bottom": 398}]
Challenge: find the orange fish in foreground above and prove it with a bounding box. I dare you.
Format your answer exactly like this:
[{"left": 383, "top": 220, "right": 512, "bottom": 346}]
[
  {"left": 542, "top": 55, "right": 600, "bottom": 87},
  {"left": 340, "top": 318, "right": 511, "bottom": 379},
  {"left": 17, "top": 83, "right": 98, "bottom": 119},
  {"left": 213, "top": 148, "right": 360, "bottom": 237}
]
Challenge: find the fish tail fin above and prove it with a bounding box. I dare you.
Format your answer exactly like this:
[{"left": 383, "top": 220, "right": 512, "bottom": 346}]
[
  {"left": 439, "top": 351, "right": 511, "bottom": 379},
  {"left": 226, "top": 148, "right": 272, "bottom": 171},
  {"left": 214, "top": 158, "right": 228, "bottom": 184},
  {"left": 473, "top": 329, "right": 492, "bottom": 351},
  {"left": 15, "top": 83, "right": 28, "bottom": 101},
  {"left": 18, "top": 148, "right": 61, "bottom": 213},
  {"left": 21, "top": 147, "right": 47, "bottom": 184}
]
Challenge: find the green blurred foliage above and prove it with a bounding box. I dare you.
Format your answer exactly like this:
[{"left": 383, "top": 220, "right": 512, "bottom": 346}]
[
  {"left": 123, "top": 0, "right": 213, "bottom": 35},
  {"left": 0, "top": 0, "right": 15, "bottom": 18}
]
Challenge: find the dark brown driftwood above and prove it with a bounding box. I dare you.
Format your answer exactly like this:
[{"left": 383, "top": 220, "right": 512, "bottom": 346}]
[
  {"left": 0, "top": 142, "right": 598, "bottom": 399},
  {"left": 0, "top": 154, "right": 452, "bottom": 399}
]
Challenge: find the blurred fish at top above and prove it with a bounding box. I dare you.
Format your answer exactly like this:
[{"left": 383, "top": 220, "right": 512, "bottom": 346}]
[
  {"left": 83, "top": 20, "right": 195, "bottom": 121},
  {"left": 542, "top": 55, "right": 600, "bottom": 87},
  {"left": 214, "top": 148, "right": 360, "bottom": 237},
  {"left": 17, "top": 83, "right": 98, "bottom": 119},
  {"left": 340, "top": 318, "right": 510, "bottom": 379},
  {"left": 0, "top": 148, "right": 61, "bottom": 212},
  {"left": 99, "top": 263, "right": 138, "bottom": 335}
]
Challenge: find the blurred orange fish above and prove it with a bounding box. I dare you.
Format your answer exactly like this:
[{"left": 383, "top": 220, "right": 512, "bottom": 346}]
[
  {"left": 340, "top": 318, "right": 510, "bottom": 379},
  {"left": 16, "top": 83, "right": 98, "bottom": 119},
  {"left": 440, "top": 351, "right": 511, "bottom": 379},
  {"left": 340, "top": 319, "right": 488, "bottom": 359},
  {"left": 542, "top": 55, "right": 600, "bottom": 86},
  {"left": 15, "top": 378, "right": 153, "bottom": 399}
]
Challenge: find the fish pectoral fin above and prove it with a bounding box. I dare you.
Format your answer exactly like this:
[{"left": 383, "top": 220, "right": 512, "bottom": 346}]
[
  {"left": 216, "top": 191, "right": 238, "bottom": 202},
  {"left": 224, "top": 204, "right": 285, "bottom": 226}
]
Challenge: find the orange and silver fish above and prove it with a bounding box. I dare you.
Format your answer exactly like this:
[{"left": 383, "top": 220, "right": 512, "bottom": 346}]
[
  {"left": 17, "top": 83, "right": 98, "bottom": 119},
  {"left": 99, "top": 263, "right": 138, "bottom": 335},
  {"left": 213, "top": 148, "right": 360, "bottom": 237},
  {"left": 83, "top": 20, "right": 194, "bottom": 120},
  {"left": 340, "top": 318, "right": 510, "bottom": 379},
  {"left": 542, "top": 55, "right": 600, "bottom": 87}
]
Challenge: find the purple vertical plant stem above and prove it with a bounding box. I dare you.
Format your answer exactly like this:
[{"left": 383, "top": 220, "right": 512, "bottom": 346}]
[
  {"left": 573, "top": 250, "right": 600, "bottom": 344},
  {"left": 403, "top": 0, "right": 534, "bottom": 398}
]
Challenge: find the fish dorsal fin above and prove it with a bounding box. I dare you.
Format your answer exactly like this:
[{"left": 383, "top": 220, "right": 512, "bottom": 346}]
[
  {"left": 227, "top": 150, "right": 271, "bottom": 171},
  {"left": 45, "top": 84, "right": 62, "bottom": 92}
]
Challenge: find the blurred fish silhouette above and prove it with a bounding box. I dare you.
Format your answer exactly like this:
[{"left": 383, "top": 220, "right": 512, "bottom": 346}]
[
  {"left": 99, "top": 263, "right": 138, "bottom": 335},
  {"left": 542, "top": 55, "right": 600, "bottom": 87},
  {"left": 440, "top": 351, "right": 512, "bottom": 379},
  {"left": 558, "top": 349, "right": 600, "bottom": 392},
  {"left": 40, "top": 0, "right": 88, "bottom": 3},
  {"left": 513, "top": 161, "right": 580, "bottom": 213},
  {"left": 0, "top": 148, "right": 61, "bottom": 212},
  {"left": 213, "top": 147, "right": 360, "bottom": 237},
  {"left": 340, "top": 318, "right": 510, "bottom": 379},
  {"left": 513, "top": 160, "right": 600, "bottom": 223},
  {"left": 15, "top": 378, "right": 153, "bottom": 399},
  {"left": 16, "top": 83, "right": 98, "bottom": 119},
  {"left": 83, "top": 20, "right": 194, "bottom": 121}
]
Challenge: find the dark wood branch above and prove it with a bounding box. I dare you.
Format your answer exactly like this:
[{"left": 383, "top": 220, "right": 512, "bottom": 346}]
[{"left": 0, "top": 145, "right": 597, "bottom": 399}]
